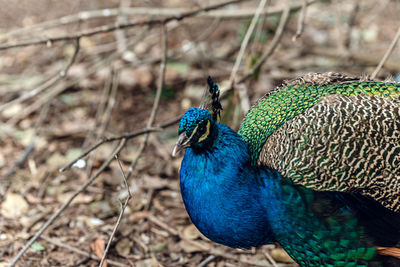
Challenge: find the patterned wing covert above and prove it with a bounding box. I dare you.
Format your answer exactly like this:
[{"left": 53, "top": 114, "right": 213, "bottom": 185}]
[{"left": 238, "top": 73, "right": 400, "bottom": 212}]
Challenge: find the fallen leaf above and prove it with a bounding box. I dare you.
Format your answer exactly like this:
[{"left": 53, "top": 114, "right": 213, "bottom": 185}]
[
  {"left": 182, "top": 224, "right": 200, "bottom": 240},
  {"left": 115, "top": 238, "right": 132, "bottom": 257},
  {"left": 31, "top": 241, "right": 46, "bottom": 251},
  {"left": 1, "top": 193, "right": 29, "bottom": 219},
  {"left": 46, "top": 152, "right": 67, "bottom": 169},
  {"left": 91, "top": 239, "right": 107, "bottom": 267}
]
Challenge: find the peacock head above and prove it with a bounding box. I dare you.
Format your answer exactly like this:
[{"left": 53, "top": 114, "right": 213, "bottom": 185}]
[
  {"left": 172, "top": 76, "right": 222, "bottom": 156},
  {"left": 172, "top": 107, "right": 215, "bottom": 156}
]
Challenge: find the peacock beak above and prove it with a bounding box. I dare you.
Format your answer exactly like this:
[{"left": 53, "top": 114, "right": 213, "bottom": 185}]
[{"left": 172, "top": 132, "right": 190, "bottom": 157}]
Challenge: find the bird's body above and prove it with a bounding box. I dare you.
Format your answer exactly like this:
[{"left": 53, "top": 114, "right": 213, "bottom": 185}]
[{"left": 174, "top": 73, "right": 400, "bottom": 266}]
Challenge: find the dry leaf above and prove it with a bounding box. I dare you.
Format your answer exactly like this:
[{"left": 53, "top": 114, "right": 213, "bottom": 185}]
[
  {"left": 115, "top": 238, "right": 132, "bottom": 257},
  {"left": 182, "top": 224, "right": 200, "bottom": 240},
  {"left": 91, "top": 239, "right": 107, "bottom": 267},
  {"left": 1, "top": 193, "right": 28, "bottom": 219}
]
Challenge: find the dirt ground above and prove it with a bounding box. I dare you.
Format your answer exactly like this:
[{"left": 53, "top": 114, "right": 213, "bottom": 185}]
[{"left": 1, "top": 0, "right": 400, "bottom": 266}]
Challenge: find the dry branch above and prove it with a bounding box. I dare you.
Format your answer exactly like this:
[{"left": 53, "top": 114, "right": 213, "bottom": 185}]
[
  {"left": 371, "top": 26, "right": 400, "bottom": 79},
  {"left": 0, "top": 0, "right": 317, "bottom": 43},
  {"left": 99, "top": 156, "right": 132, "bottom": 267},
  {"left": 0, "top": 37, "right": 80, "bottom": 112},
  {"left": 60, "top": 117, "right": 179, "bottom": 172},
  {"left": 229, "top": 0, "right": 270, "bottom": 87},
  {"left": 125, "top": 23, "right": 168, "bottom": 180},
  {"left": 237, "top": 1, "right": 291, "bottom": 84},
  {"left": 0, "top": 0, "right": 248, "bottom": 51},
  {"left": 292, "top": 0, "right": 307, "bottom": 41}
]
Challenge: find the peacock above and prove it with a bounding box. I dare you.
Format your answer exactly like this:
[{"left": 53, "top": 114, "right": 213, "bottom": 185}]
[{"left": 173, "top": 73, "right": 400, "bottom": 266}]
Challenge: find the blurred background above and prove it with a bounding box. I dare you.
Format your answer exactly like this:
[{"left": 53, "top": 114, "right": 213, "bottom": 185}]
[{"left": 0, "top": 0, "right": 400, "bottom": 266}]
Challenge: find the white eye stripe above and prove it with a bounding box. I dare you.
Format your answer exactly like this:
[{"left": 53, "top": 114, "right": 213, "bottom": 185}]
[{"left": 198, "top": 121, "right": 211, "bottom": 143}]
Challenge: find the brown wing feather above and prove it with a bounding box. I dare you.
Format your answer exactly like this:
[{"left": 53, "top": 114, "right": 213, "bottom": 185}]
[{"left": 258, "top": 94, "right": 400, "bottom": 212}]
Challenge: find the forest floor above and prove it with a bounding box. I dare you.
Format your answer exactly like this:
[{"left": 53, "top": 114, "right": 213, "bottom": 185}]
[{"left": 1, "top": 0, "right": 400, "bottom": 266}]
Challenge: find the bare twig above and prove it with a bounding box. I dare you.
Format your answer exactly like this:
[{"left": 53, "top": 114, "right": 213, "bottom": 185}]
[
  {"left": 292, "top": 0, "right": 307, "bottom": 41},
  {"left": 0, "top": 0, "right": 316, "bottom": 43},
  {"left": 115, "top": 0, "right": 131, "bottom": 53},
  {"left": 125, "top": 22, "right": 168, "bottom": 180},
  {"left": 0, "top": 37, "right": 80, "bottom": 112},
  {"left": 371, "top": 26, "right": 400, "bottom": 79},
  {"left": 0, "top": 0, "right": 247, "bottom": 51},
  {"left": 3, "top": 79, "right": 56, "bottom": 179},
  {"left": 82, "top": 69, "right": 114, "bottom": 176},
  {"left": 2, "top": 144, "right": 35, "bottom": 178},
  {"left": 60, "top": 116, "right": 179, "bottom": 172},
  {"left": 198, "top": 255, "right": 216, "bottom": 267},
  {"left": 99, "top": 155, "right": 132, "bottom": 267},
  {"left": 41, "top": 236, "right": 128, "bottom": 267},
  {"left": 237, "top": 1, "right": 291, "bottom": 84},
  {"left": 6, "top": 33, "right": 148, "bottom": 125},
  {"left": 9, "top": 140, "right": 127, "bottom": 267},
  {"left": 229, "top": 0, "right": 270, "bottom": 87},
  {"left": 343, "top": 1, "right": 360, "bottom": 50},
  {"left": 86, "top": 69, "right": 120, "bottom": 177}
]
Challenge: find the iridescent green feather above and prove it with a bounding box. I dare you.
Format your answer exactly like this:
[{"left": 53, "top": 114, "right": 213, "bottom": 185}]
[{"left": 238, "top": 81, "right": 400, "bottom": 164}]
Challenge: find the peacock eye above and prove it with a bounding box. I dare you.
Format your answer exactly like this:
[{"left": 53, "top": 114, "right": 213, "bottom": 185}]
[{"left": 197, "top": 121, "right": 207, "bottom": 134}]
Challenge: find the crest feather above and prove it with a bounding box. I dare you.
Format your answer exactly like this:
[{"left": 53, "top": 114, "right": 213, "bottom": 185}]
[{"left": 199, "top": 76, "right": 223, "bottom": 121}]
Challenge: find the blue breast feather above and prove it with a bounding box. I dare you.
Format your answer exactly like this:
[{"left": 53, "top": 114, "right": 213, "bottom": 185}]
[{"left": 180, "top": 122, "right": 282, "bottom": 248}]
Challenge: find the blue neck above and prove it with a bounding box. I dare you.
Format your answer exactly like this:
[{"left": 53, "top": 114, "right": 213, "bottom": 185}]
[{"left": 179, "top": 123, "right": 277, "bottom": 248}]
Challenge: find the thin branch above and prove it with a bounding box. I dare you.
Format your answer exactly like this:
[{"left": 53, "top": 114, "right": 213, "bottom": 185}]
[
  {"left": 343, "top": 1, "right": 360, "bottom": 50},
  {"left": 0, "top": 0, "right": 247, "bottom": 51},
  {"left": 237, "top": 1, "right": 291, "bottom": 84},
  {"left": 0, "top": 0, "right": 316, "bottom": 43},
  {"left": 229, "top": 0, "right": 270, "bottom": 87},
  {"left": 3, "top": 80, "right": 56, "bottom": 179},
  {"left": 125, "top": 22, "right": 168, "bottom": 180},
  {"left": 2, "top": 144, "right": 35, "bottom": 178},
  {"left": 115, "top": 0, "right": 131, "bottom": 53},
  {"left": 6, "top": 33, "right": 149, "bottom": 125},
  {"left": 82, "top": 69, "right": 114, "bottom": 176},
  {"left": 198, "top": 255, "right": 216, "bottom": 267},
  {"left": 9, "top": 140, "right": 127, "bottom": 267},
  {"left": 0, "top": 37, "right": 80, "bottom": 112},
  {"left": 99, "top": 155, "right": 132, "bottom": 267},
  {"left": 60, "top": 116, "right": 179, "bottom": 172},
  {"left": 86, "top": 69, "right": 120, "bottom": 177},
  {"left": 292, "top": 0, "right": 307, "bottom": 41},
  {"left": 370, "top": 26, "right": 400, "bottom": 79},
  {"left": 41, "top": 236, "right": 128, "bottom": 267}
]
